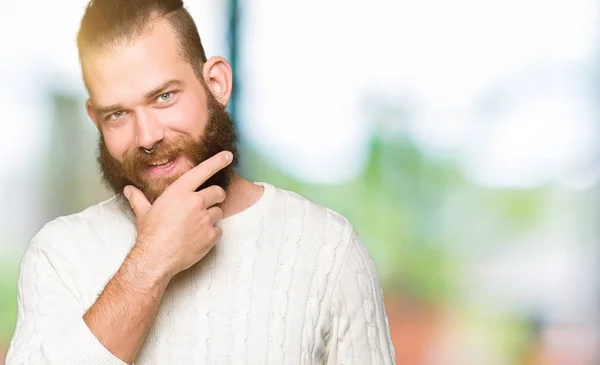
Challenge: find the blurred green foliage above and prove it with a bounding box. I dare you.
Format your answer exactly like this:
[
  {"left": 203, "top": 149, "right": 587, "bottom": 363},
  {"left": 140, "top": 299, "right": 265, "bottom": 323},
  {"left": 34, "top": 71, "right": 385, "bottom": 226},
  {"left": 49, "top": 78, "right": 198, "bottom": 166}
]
[{"left": 0, "top": 253, "right": 18, "bottom": 347}]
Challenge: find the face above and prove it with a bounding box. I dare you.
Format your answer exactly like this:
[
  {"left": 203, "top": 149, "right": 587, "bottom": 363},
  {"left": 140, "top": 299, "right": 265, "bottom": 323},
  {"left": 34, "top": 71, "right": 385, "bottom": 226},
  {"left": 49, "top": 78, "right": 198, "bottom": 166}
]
[{"left": 83, "top": 20, "right": 237, "bottom": 203}]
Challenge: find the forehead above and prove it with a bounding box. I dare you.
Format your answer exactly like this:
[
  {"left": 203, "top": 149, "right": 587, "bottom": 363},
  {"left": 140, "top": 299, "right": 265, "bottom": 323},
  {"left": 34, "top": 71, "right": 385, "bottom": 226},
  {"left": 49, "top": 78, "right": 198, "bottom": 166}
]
[{"left": 83, "top": 20, "right": 192, "bottom": 105}]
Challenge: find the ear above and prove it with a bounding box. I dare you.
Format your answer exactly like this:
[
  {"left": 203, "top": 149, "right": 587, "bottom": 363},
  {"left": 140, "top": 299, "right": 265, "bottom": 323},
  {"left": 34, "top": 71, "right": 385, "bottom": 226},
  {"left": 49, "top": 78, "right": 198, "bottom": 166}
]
[
  {"left": 85, "top": 99, "right": 101, "bottom": 131},
  {"left": 201, "top": 56, "right": 233, "bottom": 107}
]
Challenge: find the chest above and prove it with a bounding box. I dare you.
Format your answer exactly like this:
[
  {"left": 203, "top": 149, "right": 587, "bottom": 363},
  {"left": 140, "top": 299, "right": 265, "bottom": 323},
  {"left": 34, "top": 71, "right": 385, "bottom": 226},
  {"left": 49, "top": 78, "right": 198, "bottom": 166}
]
[{"left": 133, "top": 240, "right": 335, "bottom": 365}]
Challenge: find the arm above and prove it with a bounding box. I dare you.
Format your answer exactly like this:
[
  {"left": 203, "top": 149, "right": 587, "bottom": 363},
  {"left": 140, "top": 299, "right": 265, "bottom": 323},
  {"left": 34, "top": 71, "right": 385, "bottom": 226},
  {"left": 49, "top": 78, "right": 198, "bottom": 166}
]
[
  {"left": 7, "top": 151, "right": 233, "bottom": 364},
  {"left": 7, "top": 222, "right": 129, "bottom": 365},
  {"left": 84, "top": 151, "right": 233, "bottom": 362},
  {"left": 82, "top": 244, "right": 171, "bottom": 363},
  {"left": 8, "top": 231, "right": 191, "bottom": 365},
  {"left": 327, "top": 231, "right": 397, "bottom": 364}
]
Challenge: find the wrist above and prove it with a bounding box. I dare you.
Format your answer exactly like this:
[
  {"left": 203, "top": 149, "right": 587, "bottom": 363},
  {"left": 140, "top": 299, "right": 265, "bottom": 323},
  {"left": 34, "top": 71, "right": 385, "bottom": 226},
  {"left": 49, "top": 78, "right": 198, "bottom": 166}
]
[{"left": 124, "top": 244, "right": 173, "bottom": 293}]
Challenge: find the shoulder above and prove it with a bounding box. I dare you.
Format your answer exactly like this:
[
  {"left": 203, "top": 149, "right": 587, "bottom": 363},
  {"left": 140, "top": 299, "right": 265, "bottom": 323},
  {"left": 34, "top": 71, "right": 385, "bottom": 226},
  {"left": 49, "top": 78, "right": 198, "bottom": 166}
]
[
  {"left": 263, "top": 183, "right": 360, "bottom": 274},
  {"left": 24, "top": 196, "right": 130, "bottom": 262},
  {"left": 267, "top": 182, "right": 356, "bottom": 242}
]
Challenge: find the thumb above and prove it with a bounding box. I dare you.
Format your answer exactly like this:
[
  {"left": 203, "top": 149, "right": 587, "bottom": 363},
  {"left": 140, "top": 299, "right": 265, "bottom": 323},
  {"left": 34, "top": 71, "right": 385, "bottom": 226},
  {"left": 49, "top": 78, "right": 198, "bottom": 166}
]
[{"left": 124, "top": 185, "right": 151, "bottom": 218}]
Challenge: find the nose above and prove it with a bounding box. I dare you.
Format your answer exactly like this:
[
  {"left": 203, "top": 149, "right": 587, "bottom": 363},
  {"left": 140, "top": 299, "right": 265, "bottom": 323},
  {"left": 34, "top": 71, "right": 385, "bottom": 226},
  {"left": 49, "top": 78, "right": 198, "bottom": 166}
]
[{"left": 135, "top": 110, "right": 165, "bottom": 150}]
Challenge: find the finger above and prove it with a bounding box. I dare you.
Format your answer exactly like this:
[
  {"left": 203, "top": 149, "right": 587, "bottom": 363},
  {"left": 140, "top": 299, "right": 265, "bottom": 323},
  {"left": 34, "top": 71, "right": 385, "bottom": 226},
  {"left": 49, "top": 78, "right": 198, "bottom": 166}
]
[
  {"left": 198, "top": 185, "right": 226, "bottom": 208},
  {"left": 206, "top": 206, "right": 224, "bottom": 224},
  {"left": 173, "top": 151, "right": 233, "bottom": 192},
  {"left": 124, "top": 185, "right": 151, "bottom": 218},
  {"left": 213, "top": 225, "right": 223, "bottom": 239}
]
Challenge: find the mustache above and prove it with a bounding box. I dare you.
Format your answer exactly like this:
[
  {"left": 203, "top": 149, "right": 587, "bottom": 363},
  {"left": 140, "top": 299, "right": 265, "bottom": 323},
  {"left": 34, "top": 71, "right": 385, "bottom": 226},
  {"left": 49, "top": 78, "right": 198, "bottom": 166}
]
[{"left": 122, "top": 139, "right": 190, "bottom": 172}]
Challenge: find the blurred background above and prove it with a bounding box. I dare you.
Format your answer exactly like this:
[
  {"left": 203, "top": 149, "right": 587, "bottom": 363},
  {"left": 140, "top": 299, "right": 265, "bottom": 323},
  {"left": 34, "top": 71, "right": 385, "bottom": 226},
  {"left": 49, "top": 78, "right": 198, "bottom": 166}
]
[{"left": 1, "top": 0, "right": 599, "bottom": 363}]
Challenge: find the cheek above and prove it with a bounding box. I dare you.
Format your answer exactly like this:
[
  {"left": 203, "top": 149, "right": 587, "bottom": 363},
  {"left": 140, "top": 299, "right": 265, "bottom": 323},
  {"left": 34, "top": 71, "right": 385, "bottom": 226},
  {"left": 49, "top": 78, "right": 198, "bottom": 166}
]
[
  {"left": 161, "top": 93, "right": 208, "bottom": 136},
  {"left": 102, "top": 128, "right": 134, "bottom": 162}
]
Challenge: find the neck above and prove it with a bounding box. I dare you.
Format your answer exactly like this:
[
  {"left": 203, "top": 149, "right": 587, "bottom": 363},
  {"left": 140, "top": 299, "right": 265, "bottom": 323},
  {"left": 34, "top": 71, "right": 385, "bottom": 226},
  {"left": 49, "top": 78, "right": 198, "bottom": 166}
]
[{"left": 219, "top": 172, "right": 264, "bottom": 219}]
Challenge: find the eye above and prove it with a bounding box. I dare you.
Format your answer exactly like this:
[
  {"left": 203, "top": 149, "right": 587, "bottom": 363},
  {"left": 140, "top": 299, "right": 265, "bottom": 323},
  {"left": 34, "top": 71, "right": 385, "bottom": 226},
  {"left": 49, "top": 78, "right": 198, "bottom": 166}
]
[
  {"left": 108, "top": 110, "right": 126, "bottom": 120},
  {"left": 157, "top": 92, "right": 173, "bottom": 102}
]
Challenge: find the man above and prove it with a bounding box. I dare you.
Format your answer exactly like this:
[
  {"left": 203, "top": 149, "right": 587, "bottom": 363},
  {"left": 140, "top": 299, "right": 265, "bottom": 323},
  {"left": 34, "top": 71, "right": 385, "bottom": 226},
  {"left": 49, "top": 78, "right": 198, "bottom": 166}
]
[{"left": 7, "top": 0, "right": 396, "bottom": 363}]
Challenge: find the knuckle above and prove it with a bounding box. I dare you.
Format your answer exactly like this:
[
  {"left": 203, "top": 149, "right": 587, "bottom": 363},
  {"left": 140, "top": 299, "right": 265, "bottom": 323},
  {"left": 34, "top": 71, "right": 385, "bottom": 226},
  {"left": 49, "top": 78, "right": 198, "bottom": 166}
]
[
  {"left": 201, "top": 211, "right": 212, "bottom": 225},
  {"left": 207, "top": 228, "right": 218, "bottom": 241},
  {"left": 195, "top": 194, "right": 206, "bottom": 207}
]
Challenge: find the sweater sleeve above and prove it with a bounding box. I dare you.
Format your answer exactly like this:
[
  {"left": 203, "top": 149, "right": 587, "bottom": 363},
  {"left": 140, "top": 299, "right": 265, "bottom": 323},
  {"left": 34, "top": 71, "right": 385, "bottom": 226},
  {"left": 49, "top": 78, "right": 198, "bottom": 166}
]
[
  {"left": 327, "top": 231, "right": 397, "bottom": 364},
  {"left": 6, "top": 221, "right": 128, "bottom": 365}
]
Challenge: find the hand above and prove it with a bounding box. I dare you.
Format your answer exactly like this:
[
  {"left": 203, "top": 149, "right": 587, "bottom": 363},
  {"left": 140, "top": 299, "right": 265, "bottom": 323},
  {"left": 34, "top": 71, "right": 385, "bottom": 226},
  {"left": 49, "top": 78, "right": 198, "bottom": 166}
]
[{"left": 124, "top": 150, "right": 233, "bottom": 280}]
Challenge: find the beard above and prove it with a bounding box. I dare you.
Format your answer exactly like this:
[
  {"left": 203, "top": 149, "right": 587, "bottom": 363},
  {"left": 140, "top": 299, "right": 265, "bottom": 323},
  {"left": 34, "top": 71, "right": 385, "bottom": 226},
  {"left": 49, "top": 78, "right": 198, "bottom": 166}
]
[{"left": 97, "top": 89, "right": 238, "bottom": 204}]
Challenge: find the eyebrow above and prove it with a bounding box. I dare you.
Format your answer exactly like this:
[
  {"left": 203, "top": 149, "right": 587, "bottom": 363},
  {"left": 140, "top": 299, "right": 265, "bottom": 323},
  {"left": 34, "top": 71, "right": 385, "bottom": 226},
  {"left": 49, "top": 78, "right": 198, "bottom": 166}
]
[
  {"left": 94, "top": 79, "right": 183, "bottom": 116},
  {"left": 143, "top": 79, "right": 182, "bottom": 100}
]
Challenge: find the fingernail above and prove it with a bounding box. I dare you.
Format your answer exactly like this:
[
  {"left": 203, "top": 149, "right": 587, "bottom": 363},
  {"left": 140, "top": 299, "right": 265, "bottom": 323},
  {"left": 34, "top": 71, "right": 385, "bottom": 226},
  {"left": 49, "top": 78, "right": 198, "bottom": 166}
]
[
  {"left": 124, "top": 187, "right": 131, "bottom": 199},
  {"left": 225, "top": 152, "right": 233, "bottom": 161}
]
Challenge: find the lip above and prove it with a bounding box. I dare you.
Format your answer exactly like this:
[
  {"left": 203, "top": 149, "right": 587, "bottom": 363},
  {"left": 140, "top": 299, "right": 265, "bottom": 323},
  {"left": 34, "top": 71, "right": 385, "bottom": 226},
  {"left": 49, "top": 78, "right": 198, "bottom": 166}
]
[{"left": 147, "top": 156, "right": 180, "bottom": 176}]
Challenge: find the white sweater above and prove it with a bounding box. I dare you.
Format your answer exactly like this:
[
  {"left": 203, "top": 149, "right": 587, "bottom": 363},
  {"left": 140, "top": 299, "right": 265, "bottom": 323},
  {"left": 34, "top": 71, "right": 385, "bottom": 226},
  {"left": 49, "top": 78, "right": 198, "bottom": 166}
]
[{"left": 7, "top": 182, "right": 396, "bottom": 364}]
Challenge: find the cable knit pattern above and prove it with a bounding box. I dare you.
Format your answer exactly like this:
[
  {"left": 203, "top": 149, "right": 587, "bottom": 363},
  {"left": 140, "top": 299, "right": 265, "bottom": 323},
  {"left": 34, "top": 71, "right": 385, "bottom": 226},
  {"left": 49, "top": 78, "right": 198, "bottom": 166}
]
[{"left": 7, "top": 182, "right": 396, "bottom": 365}]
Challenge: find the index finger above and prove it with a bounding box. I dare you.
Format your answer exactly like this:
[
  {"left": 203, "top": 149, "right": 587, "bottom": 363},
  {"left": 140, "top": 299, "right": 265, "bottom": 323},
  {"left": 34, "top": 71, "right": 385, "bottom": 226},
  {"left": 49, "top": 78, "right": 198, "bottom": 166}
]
[{"left": 173, "top": 151, "right": 233, "bottom": 192}]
